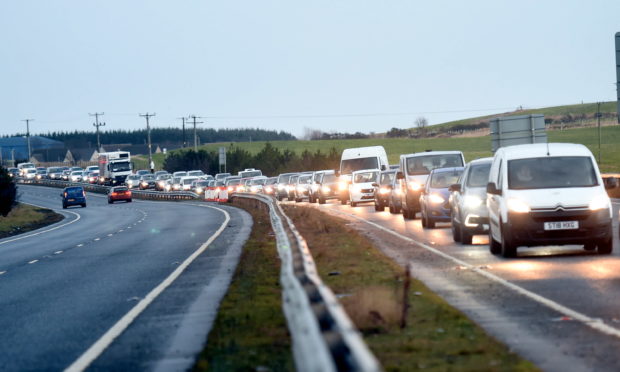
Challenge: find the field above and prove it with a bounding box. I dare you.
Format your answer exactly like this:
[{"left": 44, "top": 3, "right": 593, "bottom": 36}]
[{"left": 145, "top": 124, "right": 620, "bottom": 173}]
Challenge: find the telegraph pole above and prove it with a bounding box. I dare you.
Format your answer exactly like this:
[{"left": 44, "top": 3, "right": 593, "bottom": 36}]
[
  {"left": 597, "top": 102, "right": 602, "bottom": 163},
  {"left": 139, "top": 113, "right": 156, "bottom": 173},
  {"left": 177, "top": 116, "right": 188, "bottom": 148},
  {"left": 89, "top": 112, "right": 105, "bottom": 151},
  {"left": 188, "top": 115, "right": 204, "bottom": 152},
  {"left": 22, "top": 119, "right": 33, "bottom": 161}
]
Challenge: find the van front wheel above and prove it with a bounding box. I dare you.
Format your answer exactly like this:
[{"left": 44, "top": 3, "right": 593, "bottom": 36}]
[
  {"left": 597, "top": 237, "right": 613, "bottom": 255},
  {"left": 500, "top": 223, "right": 517, "bottom": 258}
]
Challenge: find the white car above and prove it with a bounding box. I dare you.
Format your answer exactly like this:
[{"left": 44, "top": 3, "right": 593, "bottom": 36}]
[
  {"left": 349, "top": 169, "right": 380, "bottom": 207},
  {"left": 486, "top": 143, "right": 613, "bottom": 257}
]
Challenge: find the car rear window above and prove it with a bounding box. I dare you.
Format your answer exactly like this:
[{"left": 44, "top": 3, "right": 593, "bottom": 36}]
[{"left": 66, "top": 187, "right": 84, "bottom": 197}]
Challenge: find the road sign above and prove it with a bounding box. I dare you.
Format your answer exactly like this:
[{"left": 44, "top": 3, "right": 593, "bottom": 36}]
[{"left": 219, "top": 147, "right": 226, "bottom": 166}]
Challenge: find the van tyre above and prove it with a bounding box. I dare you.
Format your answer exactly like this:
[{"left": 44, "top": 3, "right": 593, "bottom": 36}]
[
  {"left": 340, "top": 198, "right": 347, "bottom": 205},
  {"left": 500, "top": 223, "right": 517, "bottom": 258},
  {"left": 318, "top": 197, "right": 326, "bottom": 204},
  {"left": 350, "top": 201, "right": 357, "bottom": 207},
  {"left": 597, "top": 236, "right": 613, "bottom": 255},
  {"left": 489, "top": 228, "right": 501, "bottom": 254},
  {"left": 374, "top": 203, "right": 384, "bottom": 212}
]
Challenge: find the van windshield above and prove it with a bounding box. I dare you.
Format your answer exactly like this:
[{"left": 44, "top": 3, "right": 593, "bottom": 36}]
[
  {"left": 341, "top": 157, "right": 379, "bottom": 175},
  {"left": 380, "top": 172, "right": 395, "bottom": 185},
  {"left": 110, "top": 161, "right": 131, "bottom": 172},
  {"left": 508, "top": 157, "right": 598, "bottom": 190},
  {"left": 353, "top": 171, "right": 378, "bottom": 183},
  {"left": 406, "top": 154, "right": 463, "bottom": 176}
]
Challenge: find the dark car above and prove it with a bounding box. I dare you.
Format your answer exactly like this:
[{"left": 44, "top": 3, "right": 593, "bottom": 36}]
[
  {"left": 420, "top": 167, "right": 464, "bottom": 228},
  {"left": 373, "top": 170, "right": 396, "bottom": 211},
  {"left": 317, "top": 173, "right": 340, "bottom": 204},
  {"left": 108, "top": 186, "right": 132, "bottom": 203},
  {"left": 388, "top": 173, "right": 402, "bottom": 214},
  {"left": 139, "top": 174, "right": 156, "bottom": 190},
  {"left": 61, "top": 186, "right": 86, "bottom": 209}
]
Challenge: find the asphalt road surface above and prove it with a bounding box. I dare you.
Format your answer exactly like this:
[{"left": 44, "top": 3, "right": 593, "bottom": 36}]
[
  {"left": 291, "top": 197, "right": 620, "bottom": 372},
  {"left": 0, "top": 185, "right": 251, "bottom": 371}
]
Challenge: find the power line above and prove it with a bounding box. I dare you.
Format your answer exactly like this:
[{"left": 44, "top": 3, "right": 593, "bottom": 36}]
[
  {"left": 89, "top": 112, "right": 105, "bottom": 150},
  {"left": 139, "top": 113, "right": 156, "bottom": 172}
]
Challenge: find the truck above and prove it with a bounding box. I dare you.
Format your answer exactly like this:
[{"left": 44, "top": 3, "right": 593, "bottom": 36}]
[{"left": 98, "top": 151, "right": 132, "bottom": 185}]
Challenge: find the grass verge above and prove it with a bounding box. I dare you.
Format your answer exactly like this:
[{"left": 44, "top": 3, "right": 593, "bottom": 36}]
[
  {"left": 282, "top": 204, "right": 538, "bottom": 372},
  {"left": 193, "top": 199, "right": 293, "bottom": 372},
  {"left": 0, "top": 203, "right": 64, "bottom": 239}
]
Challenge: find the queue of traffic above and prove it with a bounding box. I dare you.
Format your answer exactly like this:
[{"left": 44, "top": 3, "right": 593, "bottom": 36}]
[{"left": 10, "top": 141, "right": 616, "bottom": 258}]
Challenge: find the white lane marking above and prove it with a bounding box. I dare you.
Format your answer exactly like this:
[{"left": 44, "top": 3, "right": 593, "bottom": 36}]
[
  {"left": 54, "top": 251, "right": 63, "bottom": 255},
  {"left": 0, "top": 202, "right": 81, "bottom": 246},
  {"left": 77, "top": 244, "right": 84, "bottom": 247},
  {"left": 107, "top": 234, "right": 113, "bottom": 237},
  {"left": 127, "top": 226, "right": 132, "bottom": 229},
  {"left": 0, "top": 271, "right": 6, "bottom": 275},
  {"left": 28, "top": 260, "right": 38, "bottom": 264},
  {"left": 94, "top": 238, "right": 100, "bottom": 241},
  {"left": 64, "top": 205, "right": 231, "bottom": 372},
  {"left": 118, "top": 230, "right": 124, "bottom": 233},
  {"left": 327, "top": 207, "right": 620, "bottom": 340}
]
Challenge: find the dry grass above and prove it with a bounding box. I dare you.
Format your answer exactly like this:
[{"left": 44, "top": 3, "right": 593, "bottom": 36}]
[{"left": 0, "top": 203, "right": 63, "bottom": 239}]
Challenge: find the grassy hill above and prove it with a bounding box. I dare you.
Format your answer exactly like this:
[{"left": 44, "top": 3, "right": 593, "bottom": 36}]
[{"left": 140, "top": 124, "right": 620, "bottom": 173}]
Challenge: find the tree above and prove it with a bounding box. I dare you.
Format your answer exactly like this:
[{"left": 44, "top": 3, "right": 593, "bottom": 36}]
[
  {"left": 415, "top": 116, "right": 428, "bottom": 137},
  {"left": 0, "top": 166, "right": 17, "bottom": 217}
]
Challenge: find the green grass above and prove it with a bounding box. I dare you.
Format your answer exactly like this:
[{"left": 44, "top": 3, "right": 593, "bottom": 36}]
[
  {"left": 193, "top": 199, "right": 293, "bottom": 372},
  {"left": 428, "top": 101, "right": 618, "bottom": 132},
  {"left": 283, "top": 205, "right": 537, "bottom": 371},
  {"left": 0, "top": 203, "right": 64, "bottom": 238}
]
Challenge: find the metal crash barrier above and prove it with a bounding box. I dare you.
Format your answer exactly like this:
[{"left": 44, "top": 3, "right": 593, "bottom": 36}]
[{"left": 230, "top": 192, "right": 381, "bottom": 372}]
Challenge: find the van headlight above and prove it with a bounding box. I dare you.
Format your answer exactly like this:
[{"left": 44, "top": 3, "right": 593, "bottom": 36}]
[
  {"left": 507, "top": 198, "right": 530, "bottom": 213},
  {"left": 429, "top": 194, "right": 445, "bottom": 204},
  {"left": 322, "top": 186, "right": 331, "bottom": 193},
  {"left": 379, "top": 187, "right": 390, "bottom": 195},
  {"left": 463, "top": 195, "right": 482, "bottom": 208},
  {"left": 589, "top": 194, "right": 610, "bottom": 211}
]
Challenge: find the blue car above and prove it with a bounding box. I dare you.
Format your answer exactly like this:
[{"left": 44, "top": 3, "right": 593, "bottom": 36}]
[
  {"left": 62, "top": 186, "right": 87, "bottom": 209},
  {"left": 420, "top": 167, "right": 464, "bottom": 228}
]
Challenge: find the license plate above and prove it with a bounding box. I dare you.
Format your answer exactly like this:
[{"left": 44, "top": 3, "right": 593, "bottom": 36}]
[
  {"left": 68, "top": 199, "right": 75, "bottom": 202},
  {"left": 544, "top": 221, "right": 579, "bottom": 230}
]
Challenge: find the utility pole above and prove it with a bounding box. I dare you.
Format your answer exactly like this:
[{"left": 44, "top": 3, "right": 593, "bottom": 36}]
[
  {"left": 139, "top": 113, "right": 156, "bottom": 173},
  {"left": 188, "top": 115, "right": 204, "bottom": 152},
  {"left": 89, "top": 112, "right": 105, "bottom": 151},
  {"left": 177, "top": 116, "right": 188, "bottom": 148},
  {"left": 22, "top": 119, "right": 33, "bottom": 161},
  {"left": 597, "top": 102, "right": 602, "bottom": 163}
]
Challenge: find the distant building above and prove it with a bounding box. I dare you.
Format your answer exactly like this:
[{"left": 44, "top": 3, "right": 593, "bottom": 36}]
[{"left": 0, "top": 136, "right": 65, "bottom": 164}]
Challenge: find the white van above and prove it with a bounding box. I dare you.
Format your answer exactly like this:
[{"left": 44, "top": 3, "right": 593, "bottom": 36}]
[
  {"left": 397, "top": 151, "right": 465, "bottom": 219},
  {"left": 338, "top": 146, "right": 389, "bottom": 205},
  {"left": 486, "top": 143, "right": 613, "bottom": 257},
  {"left": 17, "top": 162, "right": 36, "bottom": 176},
  {"left": 349, "top": 169, "right": 380, "bottom": 207}
]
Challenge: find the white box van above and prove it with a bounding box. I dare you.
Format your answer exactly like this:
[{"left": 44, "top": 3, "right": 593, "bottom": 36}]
[
  {"left": 397, "top": 151, "right": 465, "bottom": 219},
  {"left": 338, "top": 146, "right": 388, "bottom": 205},
  {"left": 486, "top": 143, "right": 613, "bottom": 257}
]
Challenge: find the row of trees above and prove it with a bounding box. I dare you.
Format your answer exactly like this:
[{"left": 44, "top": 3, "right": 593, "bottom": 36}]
[
  {"left": 5, "top": 128, "right": 296, "bottom": 148},
  {"left": 162, "top": 143, "right": 341, "bottom": 176}
]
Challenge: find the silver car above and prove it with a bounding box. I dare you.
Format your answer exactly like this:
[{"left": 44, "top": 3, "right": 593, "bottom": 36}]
[{"left": 449, "top": 157, "right": 493, "bottom": 244}]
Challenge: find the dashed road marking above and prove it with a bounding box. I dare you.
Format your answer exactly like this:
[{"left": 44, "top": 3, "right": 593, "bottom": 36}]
[
  {"left": 77, "top": 244, "right": 84, "bottom": 247},
  {"left": 107, "top": 234, "right": 113, "bottom": 237},
  {"left": 0, "top": 271, "right": 6, "bottom": 275},
  {"left": 28, "top": 260, "right": 38, "bottom": 264},
  {"left": 54, "top": 251, "right": 63, "bottom": 255},
  {"left": 94, "top": 238, "right": 100, "bottom": 241}
]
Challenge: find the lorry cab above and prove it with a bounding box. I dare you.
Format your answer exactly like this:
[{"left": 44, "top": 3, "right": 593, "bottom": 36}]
[
  {"left": 486, "top": 143, "right": 613, "bottom": 257},
  {"left": 398, "top": 150, "right": 465, "bottom": 219}
]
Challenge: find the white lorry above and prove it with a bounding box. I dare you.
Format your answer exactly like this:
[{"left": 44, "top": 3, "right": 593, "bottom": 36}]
[
  {"left": 337, "top": 146, "right": 389, "bottom": 205},
  {"left": 98, "top": 151, "right": 132, "bottom": 185}
]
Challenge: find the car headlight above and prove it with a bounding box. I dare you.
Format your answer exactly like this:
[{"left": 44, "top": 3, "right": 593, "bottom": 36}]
[
  {"left": 141, "top": 182, "right": 147, "bottom": 186},
  {"left": 338, "top": 181, "right": 348, "bottom": 191},
  {"left": 429, "top": 194, "right": 445, "bottom": 204},
  {"left": 463, "top": 195, "right": 483, "bottom": 208},
  {"left": 379, "top": 187, "right": 390, "bottom": 195},
  {"left": 507, "top": 198, "right": 530, "bottom": 213},
  {"left": 227, "top": 186, "right": 234, "bottom": 192},
  {"left": 322, "top": 186, "right": 331, "bottom": 193},
  {"left": 277, "top": 184, "right": 284, "bottom": 191},
  {"left": 409, "top": 182, "right": 422, "bottom": 191},
  {"left": 196, "top": 187, "right": 203, "bottom": 194},
  {"left": 265, "top": 186, "right": 273, "bottom": 193},
  {"left": 589, "top": 194, "right": 610, "bottom": 211}
]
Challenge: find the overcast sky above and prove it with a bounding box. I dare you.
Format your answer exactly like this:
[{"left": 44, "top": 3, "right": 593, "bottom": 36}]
[{"left": 1, "top": 1, "right": 619, "bottom": 138}]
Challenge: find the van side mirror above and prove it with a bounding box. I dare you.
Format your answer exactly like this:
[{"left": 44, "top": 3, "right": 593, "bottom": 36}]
[
  {"left": 334, "top": 170, "right": 340, "bottom": 177},
  {"left": 372, "top": 183, "right": 379, "bottom": 188},
  {"left": 604, "top": 177, "right": 618, "bottom": 190},
  {"left": 486, "top": 182, "right": 501, "bottom": 195},
  {"left": 448, "top": 184, "right": 461, "bottom": 193},
  {"left": 396, "top": 171, "right": 404, "bottom": 180},
  {"left": 381, "top": 165, "right": 386, "bottom": 171}
]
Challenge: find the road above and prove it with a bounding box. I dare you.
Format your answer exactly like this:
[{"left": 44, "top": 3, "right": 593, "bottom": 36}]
[
  {"left": 0, "top": 185, "right": 251, "bottom": 371},
  {"left": 294, "top": 198, "right": 620, "bottom": 372}
]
